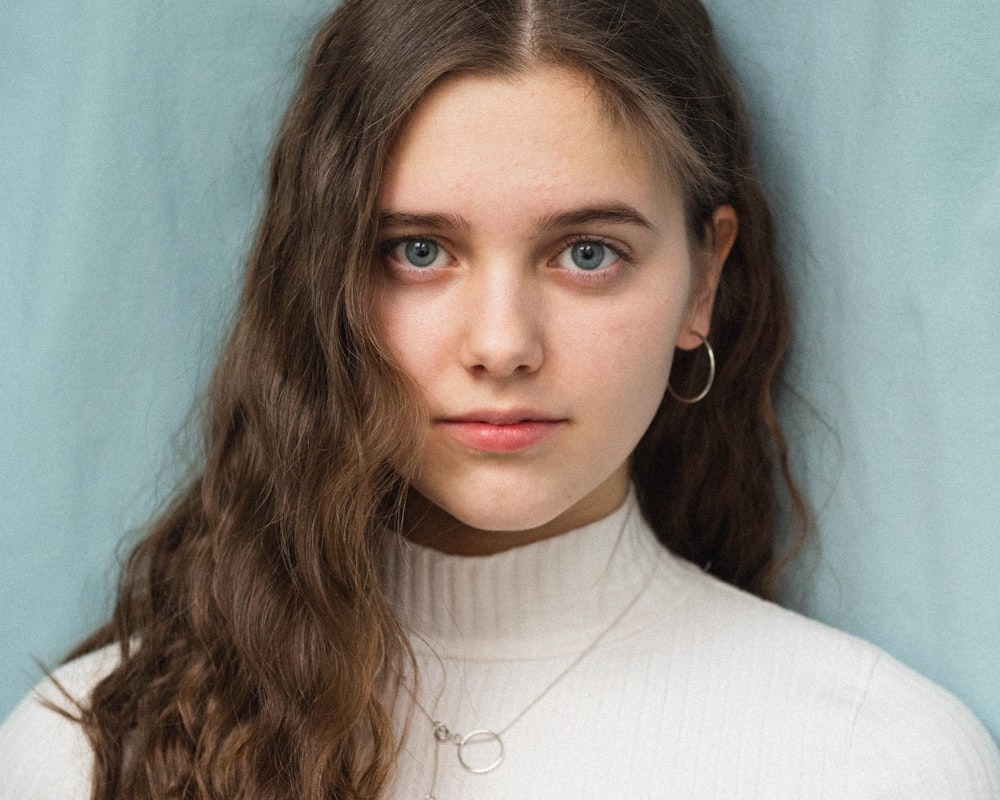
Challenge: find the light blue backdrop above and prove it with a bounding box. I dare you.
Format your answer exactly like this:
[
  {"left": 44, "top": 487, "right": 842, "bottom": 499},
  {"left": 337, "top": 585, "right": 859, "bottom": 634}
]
[{"left": 2, "top": 0, "right": 998, "bottom": 743}]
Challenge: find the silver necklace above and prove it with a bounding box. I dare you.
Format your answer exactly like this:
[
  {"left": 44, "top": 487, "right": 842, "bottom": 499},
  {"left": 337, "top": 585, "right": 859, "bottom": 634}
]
[{"left": 409, "top": 505, "right": 652, "bottom": 799}]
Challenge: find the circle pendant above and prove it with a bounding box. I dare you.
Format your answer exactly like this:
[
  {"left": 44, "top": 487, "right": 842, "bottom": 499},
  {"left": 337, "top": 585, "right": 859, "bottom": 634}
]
[{"left": 456, "top": 729, "right": 504, "bottom": 774}]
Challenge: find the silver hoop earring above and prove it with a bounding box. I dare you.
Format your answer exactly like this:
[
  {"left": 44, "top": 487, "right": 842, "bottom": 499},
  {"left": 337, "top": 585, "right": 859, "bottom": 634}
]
[{"left": 667, "top": 333, "right": 715, "bottom": 404}]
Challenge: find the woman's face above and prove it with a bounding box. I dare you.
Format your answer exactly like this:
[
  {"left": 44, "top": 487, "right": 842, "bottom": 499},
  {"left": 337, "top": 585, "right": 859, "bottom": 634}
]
[{"left": 376, "top": 66, "right": 735, "bottom": 554}]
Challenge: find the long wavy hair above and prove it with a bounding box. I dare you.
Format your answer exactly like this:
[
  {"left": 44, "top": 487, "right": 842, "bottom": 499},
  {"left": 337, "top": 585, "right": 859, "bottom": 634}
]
[{"left": 66, "top": 0, "right": 804, "bottom": 797}]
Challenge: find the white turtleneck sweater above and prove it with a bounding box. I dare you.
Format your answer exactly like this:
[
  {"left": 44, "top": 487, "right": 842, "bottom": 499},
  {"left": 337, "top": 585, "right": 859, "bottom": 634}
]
[
  {"left": 2, "top": 493, "right": 999, "bottom": 799},
  {"left": 383, "top": 494, "right": 1000, "bottom": 799}
]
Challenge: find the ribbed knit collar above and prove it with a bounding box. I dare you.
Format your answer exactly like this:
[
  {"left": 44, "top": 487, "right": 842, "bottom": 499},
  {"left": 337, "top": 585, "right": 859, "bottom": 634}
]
[{"left": 382, "top": 488, "right": 659, "bottom": 660}]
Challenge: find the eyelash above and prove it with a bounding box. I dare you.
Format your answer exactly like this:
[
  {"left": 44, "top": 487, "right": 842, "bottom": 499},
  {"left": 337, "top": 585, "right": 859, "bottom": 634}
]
[{"left": 378, "top": 234, "right": 634, "bottom": 283}]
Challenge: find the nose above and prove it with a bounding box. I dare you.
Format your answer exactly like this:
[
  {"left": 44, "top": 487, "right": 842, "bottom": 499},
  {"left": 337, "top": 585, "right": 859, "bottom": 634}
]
[{"left": 459, "top": 265, "right": 543, "bottom": 378}]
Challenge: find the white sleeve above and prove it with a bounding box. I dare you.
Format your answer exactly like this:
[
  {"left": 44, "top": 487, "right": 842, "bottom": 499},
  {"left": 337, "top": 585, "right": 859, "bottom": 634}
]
[
  {"left": 848, "top": 652, "right": 1000, "bottom": 799},
  {"left": 0, "top": 647, "right": 119, "bottom": 800}
]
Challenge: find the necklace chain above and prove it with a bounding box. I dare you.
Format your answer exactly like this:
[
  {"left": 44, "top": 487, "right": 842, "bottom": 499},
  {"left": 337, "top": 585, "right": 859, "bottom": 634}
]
[{"left": 409, "top": 505, "right": 651, "bottom": 799}]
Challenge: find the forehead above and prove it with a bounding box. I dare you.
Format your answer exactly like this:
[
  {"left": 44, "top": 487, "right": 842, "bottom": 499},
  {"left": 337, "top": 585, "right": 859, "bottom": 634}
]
[{"left": 379, "top": 65, "right": 679, "bottom": 220}]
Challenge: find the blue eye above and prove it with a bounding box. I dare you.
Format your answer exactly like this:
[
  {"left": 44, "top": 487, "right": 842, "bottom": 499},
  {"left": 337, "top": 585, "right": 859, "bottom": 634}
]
[
  {"left": 571, "top": 242, "right": 605, "bottom": 270},
  {"left": 556, "top": 240, "right": 618, "bottom": 271},
  {"left": 402, "top": 239, "right": 439, "bottom": 268}
]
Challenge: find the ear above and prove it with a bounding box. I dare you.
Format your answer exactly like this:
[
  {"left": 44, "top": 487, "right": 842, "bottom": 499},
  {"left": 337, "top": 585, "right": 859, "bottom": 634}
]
[{"left": 676, "top": 204, "right": 738, "bottom": 351}]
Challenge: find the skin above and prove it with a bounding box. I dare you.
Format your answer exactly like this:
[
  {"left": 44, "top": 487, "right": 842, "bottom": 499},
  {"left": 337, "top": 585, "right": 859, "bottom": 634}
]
[{"left": 376, "top": 65, "right": 736, "bottom": 555}]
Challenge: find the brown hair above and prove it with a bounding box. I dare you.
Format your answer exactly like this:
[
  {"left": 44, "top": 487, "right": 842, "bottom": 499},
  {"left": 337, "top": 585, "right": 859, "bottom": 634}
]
[{"left": 68, "top": 1, "right": 803, "bottom": 797}]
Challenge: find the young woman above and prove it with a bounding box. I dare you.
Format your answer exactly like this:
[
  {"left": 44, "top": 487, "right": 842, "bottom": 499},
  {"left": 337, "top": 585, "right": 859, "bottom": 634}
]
[{"left": 2, "top": 0, "right": 998, "bottom": 798}]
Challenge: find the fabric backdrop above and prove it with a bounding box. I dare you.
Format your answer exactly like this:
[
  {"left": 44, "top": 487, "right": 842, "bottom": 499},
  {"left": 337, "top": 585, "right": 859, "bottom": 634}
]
[{"left": 2, "top": 0, "right": 998, "bottom": 743}]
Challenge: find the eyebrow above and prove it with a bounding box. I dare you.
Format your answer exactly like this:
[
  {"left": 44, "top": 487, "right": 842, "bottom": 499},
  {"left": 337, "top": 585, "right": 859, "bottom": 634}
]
[
  {"left": 377, "top": 203, "right": 653, "bottom": 233},
  {"left": 378, "top": 210, "right": 470, "bottom": 232},
  {"left": 532, "top": 204, "right": 654, "bottom": 232}
]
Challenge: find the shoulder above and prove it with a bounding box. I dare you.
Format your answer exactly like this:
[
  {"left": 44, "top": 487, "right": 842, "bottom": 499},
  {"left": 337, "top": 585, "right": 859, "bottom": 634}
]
[
  {"left": 846, "top": 650, "right": 1000, "bottom": 797},
  {"left": 641, "top": 550, "right": 1000, "bottom": 797},
  {"left": 0, "top": 644, "right": 120, "bottom": 800}
]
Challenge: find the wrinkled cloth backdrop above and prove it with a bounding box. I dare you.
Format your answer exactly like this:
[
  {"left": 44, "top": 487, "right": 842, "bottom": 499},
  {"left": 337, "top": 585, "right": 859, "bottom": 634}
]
[{"left": 2, "top": 0, "right": 998, "bottom": 742}]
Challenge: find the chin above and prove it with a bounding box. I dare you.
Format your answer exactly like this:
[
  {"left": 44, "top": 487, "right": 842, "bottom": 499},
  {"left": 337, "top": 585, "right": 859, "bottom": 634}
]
[
  {"left": 441, "top": 495, "right": 565, "bottom": 534},
  {"left": 419, "top": 473, "right": 610, "bottom": 537},
  {"left": 406, "top": 465, "right": 630, "bottom": 549}
]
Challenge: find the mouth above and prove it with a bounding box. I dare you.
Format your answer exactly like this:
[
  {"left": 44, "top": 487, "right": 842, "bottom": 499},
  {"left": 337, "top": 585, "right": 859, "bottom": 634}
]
[
  {"left": 437, "top": 410, "right": 567, "bottom": 453},
  {"left": 442, "top": 408, "right": 564, "bottom": 425}
]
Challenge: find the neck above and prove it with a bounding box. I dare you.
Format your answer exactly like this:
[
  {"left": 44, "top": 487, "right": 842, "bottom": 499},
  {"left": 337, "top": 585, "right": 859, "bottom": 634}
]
[{"left": 382, "top": 485, "right": 653, "bottom": 659}]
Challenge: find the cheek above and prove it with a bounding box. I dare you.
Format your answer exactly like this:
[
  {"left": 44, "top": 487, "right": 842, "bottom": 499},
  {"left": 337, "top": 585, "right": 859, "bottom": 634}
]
[
  {"left": 569, "top": 305, "right": 679, "bottom": 421},
  {"left": 375, "top": 293, "right": 440, "bottom": 383},
  {"left": 618, "top": 328, "right": 674, "bottom": 412},
  {"left": 597, "top": 296, "right": 681, "bottom": 370}
]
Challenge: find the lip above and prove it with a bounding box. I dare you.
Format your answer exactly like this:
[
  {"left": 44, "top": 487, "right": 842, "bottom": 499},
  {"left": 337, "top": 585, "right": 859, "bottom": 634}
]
[{"left": 437, "top": 409, "right": 567, "bottom": 453}]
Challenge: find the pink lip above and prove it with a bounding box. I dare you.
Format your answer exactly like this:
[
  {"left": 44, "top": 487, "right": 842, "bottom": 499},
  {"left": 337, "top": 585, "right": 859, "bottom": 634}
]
[{"left": 438, "top": 410, "right": 566, "bottom": 453}]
